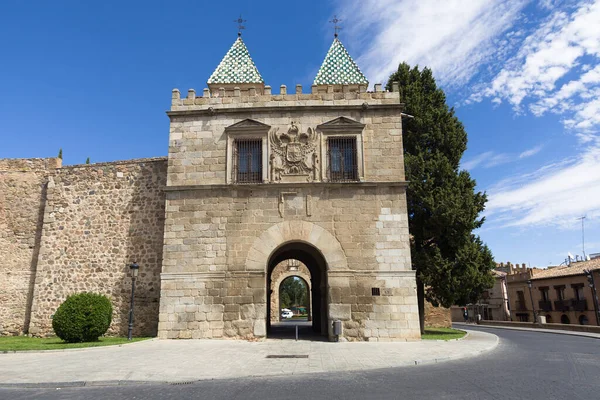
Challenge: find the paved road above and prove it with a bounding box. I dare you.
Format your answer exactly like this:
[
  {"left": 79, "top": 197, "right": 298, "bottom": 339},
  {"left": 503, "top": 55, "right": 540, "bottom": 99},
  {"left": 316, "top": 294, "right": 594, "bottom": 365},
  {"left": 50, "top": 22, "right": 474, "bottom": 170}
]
[{"left": 2, "top": 325, "right": 599, "bottom": 399}]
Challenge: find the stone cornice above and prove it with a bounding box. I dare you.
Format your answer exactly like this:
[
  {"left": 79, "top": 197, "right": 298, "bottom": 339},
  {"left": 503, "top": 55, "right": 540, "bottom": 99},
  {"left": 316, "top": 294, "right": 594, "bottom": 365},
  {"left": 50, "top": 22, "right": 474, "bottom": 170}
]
[
  {"left": 163, "top": 181, "right": 408, "bottom": 192},
  {"left": 167, "top": 103, "right": 403, "bottom": 119}
]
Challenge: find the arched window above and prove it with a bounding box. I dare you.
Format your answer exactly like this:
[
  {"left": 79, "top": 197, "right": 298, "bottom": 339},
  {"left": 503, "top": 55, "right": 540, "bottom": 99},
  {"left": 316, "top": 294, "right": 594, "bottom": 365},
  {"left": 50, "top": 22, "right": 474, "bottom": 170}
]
[
  {"left": 560, "top": 314, "right": 570, "bottom": 324},
  {"left": 579, "top": 315, "right": 589, "bottom": 325}
]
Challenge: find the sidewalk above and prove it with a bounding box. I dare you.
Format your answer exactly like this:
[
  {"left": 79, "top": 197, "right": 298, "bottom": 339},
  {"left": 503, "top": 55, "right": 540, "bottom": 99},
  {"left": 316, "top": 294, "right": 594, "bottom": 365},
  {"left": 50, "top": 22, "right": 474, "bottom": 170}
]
[
  {"left": 453, "top": 322, "right": 600, "bottom": 339},
  {"left": 0, "top": 330, "right": 498, "bottom": 387}
]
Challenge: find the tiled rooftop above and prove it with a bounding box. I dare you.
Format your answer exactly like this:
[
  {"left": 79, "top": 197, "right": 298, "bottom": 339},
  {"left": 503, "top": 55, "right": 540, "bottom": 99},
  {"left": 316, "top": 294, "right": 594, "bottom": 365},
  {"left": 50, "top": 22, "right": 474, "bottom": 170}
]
[
  {"left": 314, "top": 38, "right": 368, "bottom": 86},
  {"left": 207, "top": 37, "right": 264, "bottom": 85}
]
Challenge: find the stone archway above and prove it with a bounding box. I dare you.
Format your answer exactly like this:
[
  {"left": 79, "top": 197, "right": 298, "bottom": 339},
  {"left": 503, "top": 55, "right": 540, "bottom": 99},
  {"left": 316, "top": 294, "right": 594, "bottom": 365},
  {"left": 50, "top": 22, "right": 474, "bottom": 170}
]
[
  {"left": 270, "top": 260, "right": 312, "bottom": 323},
  {"left": 246, "top": 221, "right": 348, "bottom": 340},
  {"left": 245, "top": 221, "right": 348, "bottom": 272}
]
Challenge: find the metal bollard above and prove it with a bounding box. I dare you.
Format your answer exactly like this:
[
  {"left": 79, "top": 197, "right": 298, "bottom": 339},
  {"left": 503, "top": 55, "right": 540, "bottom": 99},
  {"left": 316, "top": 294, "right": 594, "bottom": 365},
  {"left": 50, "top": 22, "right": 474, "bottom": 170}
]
[{"left": 295, "top": 325, "right": 298, "bottom": 341}]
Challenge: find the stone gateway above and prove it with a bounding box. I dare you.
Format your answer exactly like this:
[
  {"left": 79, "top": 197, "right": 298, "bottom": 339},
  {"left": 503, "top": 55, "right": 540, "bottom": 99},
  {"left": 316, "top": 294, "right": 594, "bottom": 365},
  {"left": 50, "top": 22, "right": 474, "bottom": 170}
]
[{"left": 1, "top": 34, "right": 420, "bottom": 341}]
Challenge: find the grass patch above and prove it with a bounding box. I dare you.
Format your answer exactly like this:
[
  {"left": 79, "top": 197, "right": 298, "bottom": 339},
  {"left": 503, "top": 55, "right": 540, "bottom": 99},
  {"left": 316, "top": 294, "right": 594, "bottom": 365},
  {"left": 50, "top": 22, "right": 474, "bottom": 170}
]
[
  {"left": 0, "top": 336, "right": 151, "bottom": 352},
  {"left": 422, "top": 327, "right": 466, "bottom": 341}
]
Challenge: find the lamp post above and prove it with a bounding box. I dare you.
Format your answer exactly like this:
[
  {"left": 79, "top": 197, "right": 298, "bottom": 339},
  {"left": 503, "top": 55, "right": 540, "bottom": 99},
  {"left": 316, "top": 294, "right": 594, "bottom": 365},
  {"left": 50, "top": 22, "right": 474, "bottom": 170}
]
[
  {"left": 584, "top": 269, "right": 600, "bottom": 326},
  {"left": 128, "top": 262, "right": 139, "bottom": 341},
  {"left": 527, "top": 280, "right": 537, "bottom": 323}
]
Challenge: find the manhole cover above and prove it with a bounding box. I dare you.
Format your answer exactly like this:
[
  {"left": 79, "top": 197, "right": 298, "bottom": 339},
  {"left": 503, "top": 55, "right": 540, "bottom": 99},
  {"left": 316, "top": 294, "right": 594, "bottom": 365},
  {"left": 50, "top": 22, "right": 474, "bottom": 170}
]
[{"left": 266, "top": 355, "right": 309, "bottom": 359}]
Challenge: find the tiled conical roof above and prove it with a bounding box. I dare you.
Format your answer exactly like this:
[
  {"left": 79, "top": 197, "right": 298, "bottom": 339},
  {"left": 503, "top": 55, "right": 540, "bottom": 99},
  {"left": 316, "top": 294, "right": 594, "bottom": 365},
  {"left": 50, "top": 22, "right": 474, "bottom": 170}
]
[
  {"left": 314, "top": 38, "right": 368, "bottom": 85},
  {"left": 208, "top": 37, "right": 264, "bottom": 85}
]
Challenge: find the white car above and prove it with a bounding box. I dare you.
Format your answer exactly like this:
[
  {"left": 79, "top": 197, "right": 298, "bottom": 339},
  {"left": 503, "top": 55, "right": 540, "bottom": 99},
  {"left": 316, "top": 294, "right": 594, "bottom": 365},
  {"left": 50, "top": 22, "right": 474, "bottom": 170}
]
[{"left": 281, "top": 310, "right": 294, "bottom": 319}]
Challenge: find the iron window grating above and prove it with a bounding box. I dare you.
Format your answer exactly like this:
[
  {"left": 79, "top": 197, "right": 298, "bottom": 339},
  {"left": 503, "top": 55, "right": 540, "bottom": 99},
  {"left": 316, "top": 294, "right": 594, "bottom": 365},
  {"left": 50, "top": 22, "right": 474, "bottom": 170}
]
[
  {"left": 233, "top": 138, "right": 262, "bottom": 183},
  {"left": 372, "top": 287, "right": 381, "bottom": 296},
  {"left": 327, "top": 136, "right": 358, "bottom": 182}
]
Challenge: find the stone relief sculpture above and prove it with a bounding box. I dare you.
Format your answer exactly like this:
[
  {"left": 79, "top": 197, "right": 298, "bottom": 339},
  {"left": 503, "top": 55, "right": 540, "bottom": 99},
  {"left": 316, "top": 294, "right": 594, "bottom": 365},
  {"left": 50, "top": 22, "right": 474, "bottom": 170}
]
[{"left": 269, "top": 122, "right": 320, "bottom": 182}]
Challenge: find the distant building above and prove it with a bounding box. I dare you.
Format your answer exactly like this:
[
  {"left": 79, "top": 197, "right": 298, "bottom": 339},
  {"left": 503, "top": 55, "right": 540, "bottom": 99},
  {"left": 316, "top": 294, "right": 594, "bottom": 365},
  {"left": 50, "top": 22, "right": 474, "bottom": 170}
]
[{"left": 505, "top": 259, "right": 600, "bottom": 325}]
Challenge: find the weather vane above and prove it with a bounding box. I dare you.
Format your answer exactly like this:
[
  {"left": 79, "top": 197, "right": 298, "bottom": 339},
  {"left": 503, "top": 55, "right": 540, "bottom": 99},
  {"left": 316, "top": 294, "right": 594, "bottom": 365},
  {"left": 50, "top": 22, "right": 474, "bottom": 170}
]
[
  {"left": 330, "top": 15, "right": 342, "bottom": 38},
  {"left": 234, "top": 14, "right": 246, "bottom": 37}
]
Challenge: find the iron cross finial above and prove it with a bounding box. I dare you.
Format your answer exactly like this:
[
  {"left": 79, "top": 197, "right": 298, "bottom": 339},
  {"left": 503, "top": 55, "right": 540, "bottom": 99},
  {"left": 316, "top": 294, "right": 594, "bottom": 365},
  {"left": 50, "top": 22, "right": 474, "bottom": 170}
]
[
  {"left": 234, "top": 14, "right": 246, "bottom": 37},
  {"left": 329, "top": 15, "right": 342, "bottom": 38}
]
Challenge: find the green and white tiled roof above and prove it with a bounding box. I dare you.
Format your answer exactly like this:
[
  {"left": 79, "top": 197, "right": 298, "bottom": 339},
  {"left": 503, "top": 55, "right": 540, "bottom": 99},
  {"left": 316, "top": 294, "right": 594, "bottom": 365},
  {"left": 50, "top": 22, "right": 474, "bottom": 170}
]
[
  {"left": 314, "top": 38, "right": 368, "bottom": 85},
  {"left": 208, "top": 37, "right": 264, "bottom": 85}
]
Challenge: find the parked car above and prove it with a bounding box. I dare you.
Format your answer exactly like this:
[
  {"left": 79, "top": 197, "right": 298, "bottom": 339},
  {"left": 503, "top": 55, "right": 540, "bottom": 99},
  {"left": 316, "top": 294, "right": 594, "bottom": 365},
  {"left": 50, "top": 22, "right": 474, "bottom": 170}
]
[{"left": 281, "top": 309, "right": 294, "bottom": 319}]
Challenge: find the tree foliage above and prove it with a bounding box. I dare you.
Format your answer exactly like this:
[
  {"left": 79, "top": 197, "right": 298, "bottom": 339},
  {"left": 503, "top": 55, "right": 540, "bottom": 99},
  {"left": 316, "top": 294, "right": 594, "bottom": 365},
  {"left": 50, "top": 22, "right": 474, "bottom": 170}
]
[
  {"left": 279, "top": 277, "right": 307, "bottom": 309},
  {"left": 386, "top": 63, "right": 495, "bottom": 313}
]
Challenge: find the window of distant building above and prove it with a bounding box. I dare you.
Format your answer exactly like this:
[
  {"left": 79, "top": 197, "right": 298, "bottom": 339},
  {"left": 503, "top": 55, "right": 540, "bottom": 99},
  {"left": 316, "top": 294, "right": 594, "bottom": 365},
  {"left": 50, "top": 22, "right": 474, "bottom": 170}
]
[
  {"left": 572, "top": 284, "right": 585, "bottom": 301},
  {"left": 539, "top": 287, "right": 550, "bottom": 302},
  {"left": 554, "top": 285, "right": 565, "bottom": 301}
]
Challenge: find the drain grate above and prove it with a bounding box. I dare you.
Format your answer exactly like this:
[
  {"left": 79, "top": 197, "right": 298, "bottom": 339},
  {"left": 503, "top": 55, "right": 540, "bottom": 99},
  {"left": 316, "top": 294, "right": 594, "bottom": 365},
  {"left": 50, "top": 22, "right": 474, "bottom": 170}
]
[
  {"left": 170, "top": 381, "right": 195, "bottom": 385},
  {"left": 266, "top": 355, "right": 309, "bottom": 359}
]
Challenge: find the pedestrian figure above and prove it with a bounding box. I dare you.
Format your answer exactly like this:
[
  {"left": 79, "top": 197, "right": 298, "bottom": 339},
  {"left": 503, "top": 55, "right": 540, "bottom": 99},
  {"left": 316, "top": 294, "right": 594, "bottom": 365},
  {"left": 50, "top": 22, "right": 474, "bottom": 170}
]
[{"left": 463, "top": 307, "right": 469, "bottom": 323}]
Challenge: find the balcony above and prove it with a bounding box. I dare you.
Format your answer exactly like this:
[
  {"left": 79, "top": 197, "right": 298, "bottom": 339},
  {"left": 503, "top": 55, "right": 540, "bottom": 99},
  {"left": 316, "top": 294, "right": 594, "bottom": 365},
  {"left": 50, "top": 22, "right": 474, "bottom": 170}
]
[
  {"left": 572, "top": 299, "right": 588, "bottom": 311},
  {"left": 538, "top": 300, "right": 552, "bottom": 312},
  {"left": 554, "top": 300, "right": 571, "bottom": 312}
]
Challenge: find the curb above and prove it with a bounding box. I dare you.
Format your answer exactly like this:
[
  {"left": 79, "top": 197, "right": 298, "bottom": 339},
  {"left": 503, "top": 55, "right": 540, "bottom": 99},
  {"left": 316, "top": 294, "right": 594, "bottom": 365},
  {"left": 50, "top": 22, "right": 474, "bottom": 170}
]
[
  {"left": 0, "top": 330, "right": 499, "bottom": 389},
  {"left": 0, "top": 337, "right": 157, "bottom": 354},
  {"left": 453, "top": 323, "right": 600, "bottom": 340}
]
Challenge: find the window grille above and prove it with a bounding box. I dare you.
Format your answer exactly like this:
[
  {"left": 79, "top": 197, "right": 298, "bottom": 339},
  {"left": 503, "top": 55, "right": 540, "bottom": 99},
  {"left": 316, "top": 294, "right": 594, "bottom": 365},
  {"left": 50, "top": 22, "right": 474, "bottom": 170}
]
[
  {"left": 233, "top": 139, "right": 262, "bottom": 183},
  {"left": 327, "top": 137, "right": 358, "bottom": 182}
]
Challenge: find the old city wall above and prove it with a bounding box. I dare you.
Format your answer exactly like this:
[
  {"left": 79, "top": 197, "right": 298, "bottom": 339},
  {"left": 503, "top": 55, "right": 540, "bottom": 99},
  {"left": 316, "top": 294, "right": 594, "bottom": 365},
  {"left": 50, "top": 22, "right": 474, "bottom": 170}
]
[
  {"left": 27, "top": 158, "right": 167, "bottom": 337},
  {"left": 160, "top": 89, "right": 420, "bottom": 341},
  {"left": 0, "top": 158, "right": 61, "bottom": 335},
  {"left": 160, "top": 186, "right": 419, "bottom": 341}
]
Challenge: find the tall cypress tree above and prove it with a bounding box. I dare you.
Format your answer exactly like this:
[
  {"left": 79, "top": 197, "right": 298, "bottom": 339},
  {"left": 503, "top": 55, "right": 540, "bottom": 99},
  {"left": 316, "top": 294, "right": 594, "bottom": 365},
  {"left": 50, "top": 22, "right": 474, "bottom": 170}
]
[{"left": 387, "top": 63, "right": 495, "bottom": 332}]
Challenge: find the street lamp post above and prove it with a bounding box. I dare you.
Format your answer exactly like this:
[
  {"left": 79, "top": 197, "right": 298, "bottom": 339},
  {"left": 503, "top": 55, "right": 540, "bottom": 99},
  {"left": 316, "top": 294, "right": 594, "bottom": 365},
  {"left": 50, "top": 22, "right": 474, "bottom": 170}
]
[
  {"left": 584, "top": 269, "right": 600, "bottom": 326},
  {"left": 128, "top": 262, "right": 139, "bottom": 341},
  {"left": 527, "top": 280, "right": 537, "bottom": 323}
]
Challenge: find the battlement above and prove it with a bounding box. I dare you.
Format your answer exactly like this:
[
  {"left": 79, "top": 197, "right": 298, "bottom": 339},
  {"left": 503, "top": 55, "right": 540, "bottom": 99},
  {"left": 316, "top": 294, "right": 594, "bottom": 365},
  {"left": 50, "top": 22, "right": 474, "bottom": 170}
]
[
  {"left": 0, "top": 157, "right": 62, "bottom": 172},
  {"left": 170, "top": 82, "right": 401, "bottom": 112}
]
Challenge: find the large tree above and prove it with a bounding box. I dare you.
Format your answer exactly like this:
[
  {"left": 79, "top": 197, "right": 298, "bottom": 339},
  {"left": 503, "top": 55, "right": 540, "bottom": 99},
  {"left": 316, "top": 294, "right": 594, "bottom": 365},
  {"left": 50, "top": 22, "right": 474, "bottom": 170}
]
[
  {"left": 387, "top": 63, "right": 495, "bottom": 332},
  {"left": 280, "top": 277, "right": 307, "bottom": 309}
]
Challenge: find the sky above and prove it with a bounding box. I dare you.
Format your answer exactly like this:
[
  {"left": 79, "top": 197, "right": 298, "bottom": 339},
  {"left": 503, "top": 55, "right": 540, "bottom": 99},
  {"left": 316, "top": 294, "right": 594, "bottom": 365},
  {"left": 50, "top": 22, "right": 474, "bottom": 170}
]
[{"left": 1, "top": 0, "right": 599, "bottom": 267}]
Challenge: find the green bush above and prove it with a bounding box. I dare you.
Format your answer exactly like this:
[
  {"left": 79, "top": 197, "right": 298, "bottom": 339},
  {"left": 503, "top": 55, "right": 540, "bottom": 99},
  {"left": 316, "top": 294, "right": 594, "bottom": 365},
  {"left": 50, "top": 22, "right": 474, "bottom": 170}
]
[{"left": 52, "top": 293, "right": 113, "bottom": 343}]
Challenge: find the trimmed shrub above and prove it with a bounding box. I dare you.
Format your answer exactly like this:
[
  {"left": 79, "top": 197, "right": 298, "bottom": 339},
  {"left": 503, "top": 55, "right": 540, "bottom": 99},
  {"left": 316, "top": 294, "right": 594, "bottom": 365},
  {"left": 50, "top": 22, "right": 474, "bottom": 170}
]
[{"left": 52, "top": 293, "right": 113, "bottom": 343}]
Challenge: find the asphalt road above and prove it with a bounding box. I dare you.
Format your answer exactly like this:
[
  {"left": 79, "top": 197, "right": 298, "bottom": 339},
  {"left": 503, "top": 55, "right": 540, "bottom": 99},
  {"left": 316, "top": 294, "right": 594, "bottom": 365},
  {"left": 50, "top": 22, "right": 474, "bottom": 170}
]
[{"left": 2, "top": 325, "right": 599, "bottom": 400}]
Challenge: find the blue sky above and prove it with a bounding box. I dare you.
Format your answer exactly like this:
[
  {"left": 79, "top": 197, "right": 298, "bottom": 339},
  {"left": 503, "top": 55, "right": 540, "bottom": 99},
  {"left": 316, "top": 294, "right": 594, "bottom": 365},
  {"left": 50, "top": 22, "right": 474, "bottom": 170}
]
[{"left": 2, "top": 0, "right": 599, "bottom": 267}]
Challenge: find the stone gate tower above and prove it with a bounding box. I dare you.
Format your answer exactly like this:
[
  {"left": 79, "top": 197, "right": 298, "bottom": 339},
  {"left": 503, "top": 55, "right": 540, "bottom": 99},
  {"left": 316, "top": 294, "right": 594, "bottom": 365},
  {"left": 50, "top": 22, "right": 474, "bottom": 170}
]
[{"left": 158, "top": 34, "right": 420, "bottom": 341}]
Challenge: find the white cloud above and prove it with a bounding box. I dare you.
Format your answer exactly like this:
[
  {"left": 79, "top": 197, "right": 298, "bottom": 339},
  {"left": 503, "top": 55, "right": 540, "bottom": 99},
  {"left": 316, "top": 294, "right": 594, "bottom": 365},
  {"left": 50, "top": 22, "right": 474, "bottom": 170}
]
[
  {"left": 461, "top": 145, "right": 542, "bottom": 171},
  {"left": 337, "top": 0, "right": 527, "bottom": 86},
  {"left": 519, "top": 145, "right": 543, "bottom": 158},
  {"left": 485, "top": 141, "right": 600, "bottom": 227},
  {"left": 473, "top": 0, "right": 600, "bottom": 132}
]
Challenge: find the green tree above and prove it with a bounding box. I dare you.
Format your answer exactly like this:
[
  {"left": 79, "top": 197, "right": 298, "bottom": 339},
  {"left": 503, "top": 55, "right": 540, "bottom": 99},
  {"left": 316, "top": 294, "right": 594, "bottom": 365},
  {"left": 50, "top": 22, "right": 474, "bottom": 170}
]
[
  {"left": 85, "top": 157, "right": 90, "bottom": 164},
  {"left": 387, "top": 63, "right": 495, "bottom": 332},
  {"left": 57, "top": 148, "right": 63, "bottom": 160},
  {"left": 280, "top": 277, "right": 307, "bottom": 310}
]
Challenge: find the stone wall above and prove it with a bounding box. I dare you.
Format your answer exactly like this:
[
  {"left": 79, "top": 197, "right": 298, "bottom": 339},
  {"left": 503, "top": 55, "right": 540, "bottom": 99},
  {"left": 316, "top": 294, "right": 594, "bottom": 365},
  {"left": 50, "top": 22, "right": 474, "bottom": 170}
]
[
  {"left": 0, "top": 158, "right": 61, "bottom": 335},
  {"left": 28, "top": 158, "right": 167, "bottom": 337},
  {"left": 159, "top": 185, "right": 420, "bottom": 341},
  {"left": 424, "top": 301, "right": 452, "bottom": 328}
]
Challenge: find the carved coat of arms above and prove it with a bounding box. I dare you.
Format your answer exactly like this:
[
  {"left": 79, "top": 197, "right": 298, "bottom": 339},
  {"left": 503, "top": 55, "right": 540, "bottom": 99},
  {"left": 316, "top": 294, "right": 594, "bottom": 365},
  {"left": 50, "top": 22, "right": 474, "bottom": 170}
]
[{"left": 269, "top": 122, "right": 319, "bottom": 182}]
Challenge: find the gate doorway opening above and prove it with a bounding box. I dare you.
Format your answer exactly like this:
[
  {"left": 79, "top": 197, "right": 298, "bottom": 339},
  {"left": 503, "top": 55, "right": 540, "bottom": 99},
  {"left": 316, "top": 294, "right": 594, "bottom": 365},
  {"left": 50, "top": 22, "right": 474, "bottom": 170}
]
[{"left": 266, "top": 242, "right": 328, "bottom": 340}]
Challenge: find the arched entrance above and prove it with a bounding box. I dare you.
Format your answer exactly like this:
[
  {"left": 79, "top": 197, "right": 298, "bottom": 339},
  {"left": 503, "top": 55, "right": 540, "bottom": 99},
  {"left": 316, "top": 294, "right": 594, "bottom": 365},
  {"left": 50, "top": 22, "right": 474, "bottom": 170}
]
[
  {"left": 266, "top": 241, "right": 328, "bottom": 338},
  {"left": 270, "top": 260, "right": 312, "bottom": 323}
]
